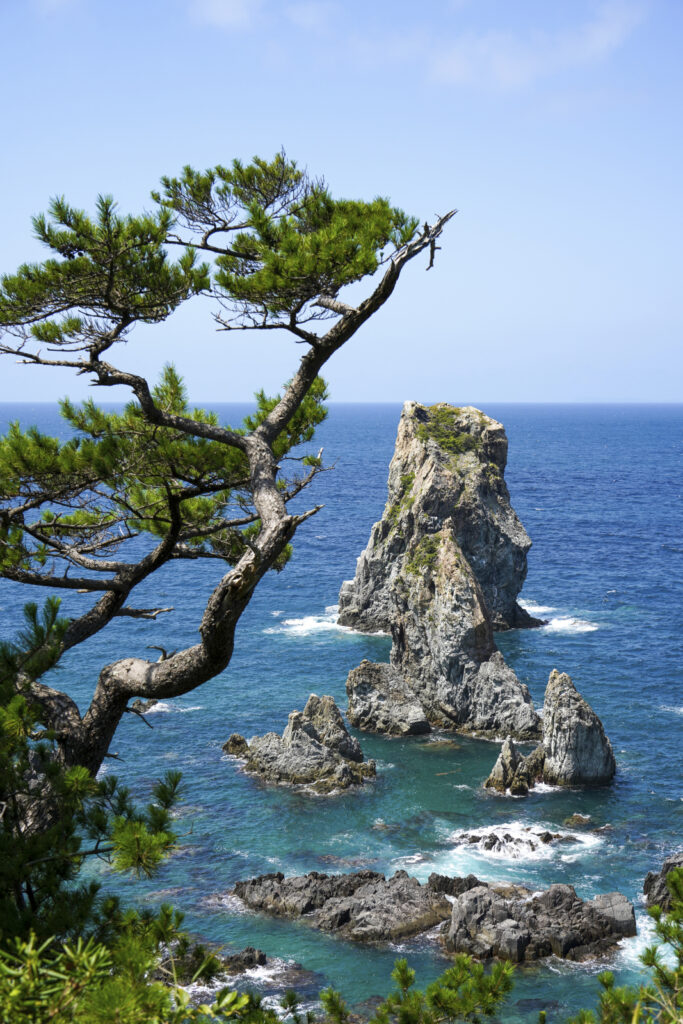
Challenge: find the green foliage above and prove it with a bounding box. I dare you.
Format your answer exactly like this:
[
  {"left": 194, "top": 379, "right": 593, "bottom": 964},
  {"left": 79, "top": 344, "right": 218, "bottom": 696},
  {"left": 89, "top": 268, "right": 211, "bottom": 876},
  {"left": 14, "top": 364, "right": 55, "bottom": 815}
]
[
  {"left": 415, "top": 406, "right": 481, "bottom": 458},
  {"left": 243, "top": 375, "right": 328, "bottom": 459},
  {"left": 568, "top": 867, "right": 683, "bottom": 1023},
  {"left": 322, "top": 956, "right": 513, "bottom": 1024},
  {"left": 0, "top": 929, "right": 254, "bottom": 1023},
  {"left": 0, "top": 599, "right": 183, "bottom": 943},
  {"left": 405, "top": 534, "right": 442, "bottom": 576},
  {"left": 0, "top": 194, "right": 208, "bottom": 336},
  {"left": 0, "top": 363, "right": 327, "bottom": 581},
  {"left": 386, "top": 471, "right": 415, "bottom": 531},
  {"left": 156, "top": 152, "right": 418, "bottom": 319}
]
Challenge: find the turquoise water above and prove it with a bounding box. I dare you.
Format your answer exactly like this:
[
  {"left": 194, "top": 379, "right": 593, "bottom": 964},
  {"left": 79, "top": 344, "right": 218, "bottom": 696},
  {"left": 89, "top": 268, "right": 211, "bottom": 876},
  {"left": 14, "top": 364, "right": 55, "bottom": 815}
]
[{"left": 1, "top": 403, "right": 681, "bottom": 1022}]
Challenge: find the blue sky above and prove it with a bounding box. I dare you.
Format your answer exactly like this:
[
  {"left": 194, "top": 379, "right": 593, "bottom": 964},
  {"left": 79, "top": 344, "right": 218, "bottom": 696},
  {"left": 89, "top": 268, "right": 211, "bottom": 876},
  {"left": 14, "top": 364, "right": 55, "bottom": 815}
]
[{"left": 0, "top": 0, "right": 681, "bottom": 403}]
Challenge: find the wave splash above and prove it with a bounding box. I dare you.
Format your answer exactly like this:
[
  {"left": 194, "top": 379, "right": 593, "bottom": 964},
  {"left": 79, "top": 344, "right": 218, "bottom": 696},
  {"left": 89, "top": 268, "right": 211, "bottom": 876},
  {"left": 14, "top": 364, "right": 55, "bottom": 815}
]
[
  {"left": 519, "top": 599, "right": 599, "bottom": 633},
  {"left": 144, "top": 702, "right": 204, "bottom": 714},
  {"left": 263, "top": 605, "right": 352, "bottom": 637}
]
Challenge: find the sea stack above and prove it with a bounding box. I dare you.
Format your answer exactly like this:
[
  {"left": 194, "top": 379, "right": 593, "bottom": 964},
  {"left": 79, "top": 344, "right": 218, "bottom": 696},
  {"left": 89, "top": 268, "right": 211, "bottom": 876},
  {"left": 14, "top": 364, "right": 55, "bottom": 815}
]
[
  {"left": 223, "top": 694, "right": 376, "bottom": 794},
  {"left": 485, "top": 670, "right": 616, "bottom": 793},
  {"left": 339, "top": 402, "right": 541, "bottom": 740}
]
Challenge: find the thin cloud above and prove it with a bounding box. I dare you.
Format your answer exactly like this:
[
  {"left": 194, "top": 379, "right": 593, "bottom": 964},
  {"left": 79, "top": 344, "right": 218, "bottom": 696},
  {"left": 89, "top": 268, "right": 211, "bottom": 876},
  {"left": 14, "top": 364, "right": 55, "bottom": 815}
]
[
  {"left": 286, "top": 2, "right": 336, "bottom": 33},
  {"left": 31, "top": 0, "right": 79, "bottom": 11},
  {"left": 190, "top": 0, "right": 263, "bottom": 29},
  {"left": 432, "top": 1, "right": 645, "bottom": 89}
]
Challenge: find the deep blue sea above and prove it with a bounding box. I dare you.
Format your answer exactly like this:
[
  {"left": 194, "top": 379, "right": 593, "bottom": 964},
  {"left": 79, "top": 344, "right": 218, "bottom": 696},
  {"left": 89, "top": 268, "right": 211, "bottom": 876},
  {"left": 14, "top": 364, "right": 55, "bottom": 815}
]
[{"left": 1, "top": 402, "right": 681, "bottom": 1022}]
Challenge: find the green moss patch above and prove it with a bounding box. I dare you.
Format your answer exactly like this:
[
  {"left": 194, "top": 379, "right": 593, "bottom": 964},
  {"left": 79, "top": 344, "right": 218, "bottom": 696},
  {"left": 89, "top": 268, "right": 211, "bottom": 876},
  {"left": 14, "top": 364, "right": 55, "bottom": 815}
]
[
  {"left": 415, "top": 404, "right": 482, "bottom": 457},
  {"left": 405, "top": 534, "right": 441, "bottom": 575},
  {"left": 386, "top": 471, "right": 416, "bottom": 531}
]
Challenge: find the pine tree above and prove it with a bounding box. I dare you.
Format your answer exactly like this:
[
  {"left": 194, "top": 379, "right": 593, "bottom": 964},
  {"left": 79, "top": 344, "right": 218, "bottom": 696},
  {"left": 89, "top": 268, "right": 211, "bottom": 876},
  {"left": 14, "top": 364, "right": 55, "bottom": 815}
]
[{"left": 0, "top": 152, "right": 455, "bottom": 779}]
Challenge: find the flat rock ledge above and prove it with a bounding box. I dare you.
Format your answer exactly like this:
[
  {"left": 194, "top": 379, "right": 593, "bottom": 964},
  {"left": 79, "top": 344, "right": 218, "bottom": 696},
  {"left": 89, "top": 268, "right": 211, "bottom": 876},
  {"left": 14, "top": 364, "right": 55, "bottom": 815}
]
[
  {"left": 643, "top": 853, "right": 683, "bottom": 910},
  {"left": 442, "top": 879, "right": 635, "bottom": 962},
  {"left": 223, "top": 694, "right": 375, "bottom": 794},
  {"left": 233, "top": 870, "right": 452, "bottom": 943},
  {"left": 231, "top": 869, "right": 635, "bottom": 960},
  {"left": 484, "top": 670, "right": 616, "bottom": 794}
]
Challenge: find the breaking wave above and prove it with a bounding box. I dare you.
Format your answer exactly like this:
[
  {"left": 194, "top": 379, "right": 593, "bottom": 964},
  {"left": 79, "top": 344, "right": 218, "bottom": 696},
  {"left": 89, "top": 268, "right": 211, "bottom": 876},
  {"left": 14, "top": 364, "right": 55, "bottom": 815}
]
[{"left": 263, "top": 605, "right": 351, "bottom": 636}]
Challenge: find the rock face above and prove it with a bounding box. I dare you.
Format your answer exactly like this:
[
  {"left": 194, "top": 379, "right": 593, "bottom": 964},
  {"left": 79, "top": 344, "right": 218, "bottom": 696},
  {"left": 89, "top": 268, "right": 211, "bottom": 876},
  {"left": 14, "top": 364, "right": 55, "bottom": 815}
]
[
  {"left": 542, "top": 670, "right": 616, "bottom": 785},
  {"left": 223, "top": 695, "right": 375, "bottom": 794},
  {"left": 643, "top": 854, "right": 683, "bottom": 910},
  {"left": 444, "top": 880, "right": 635, "bottom": 962},
  {"left": 346, "top": 661, "right": 431, "bottom": 735},
  {"left": 339, "top": 402, "right": 537, "bottom": 632},
  {"left": 339, "top": 403, "right": 541, "bottom": 741},
  {"left": 484, "top": 738, "right": 545, "bottom": 796},
  {"left": 485, "top": 670, "right": 616, "bottom": 793},
  {"left": 233, "top": 869, "right": 452, "bottom": 942}
]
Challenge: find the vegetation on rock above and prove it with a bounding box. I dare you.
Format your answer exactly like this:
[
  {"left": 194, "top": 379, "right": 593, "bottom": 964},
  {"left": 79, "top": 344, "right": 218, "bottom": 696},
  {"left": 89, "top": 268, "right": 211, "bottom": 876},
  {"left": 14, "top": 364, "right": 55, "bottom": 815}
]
[
  {"left": 405, "top": 534, "right": 442, "bottom": 576},
  {"left": 415, "top": 405, "right": 482, "bottom": 457}
]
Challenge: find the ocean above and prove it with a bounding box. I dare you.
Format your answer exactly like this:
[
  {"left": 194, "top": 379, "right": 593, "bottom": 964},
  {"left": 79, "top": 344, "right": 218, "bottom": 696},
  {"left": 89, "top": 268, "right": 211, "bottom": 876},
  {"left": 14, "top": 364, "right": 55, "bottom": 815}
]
[{"left": 0, "top": 402, "right": 681, "bottom": 1022}]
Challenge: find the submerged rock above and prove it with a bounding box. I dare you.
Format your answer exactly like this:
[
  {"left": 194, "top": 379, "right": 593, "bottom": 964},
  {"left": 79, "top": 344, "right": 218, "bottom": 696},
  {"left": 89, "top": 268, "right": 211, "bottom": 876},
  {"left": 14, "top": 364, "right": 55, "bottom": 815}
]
[
  {"left": 223, "top": 733, "right": 249, "bottom": 756},
  {"left": 450, "top": 826, "right": 576, "bottom": 857},
  {"left": 233, "top": 869, "right": 451, "bottom": 942},
  {"left": 564, "top": 813, "right": 592, "bottom": 827},
  {"left": 643, "top": 853, "right": 683, "bottom": 910},
  {"left": 484, "top": 670, "right": 616, "bottom": 794},
  {"left": 222, "top": 947, "right": 267, "bottom": 974},
  {"left": 130, "top": 697, "right": 158, "bottom": 713},
  {"left": 444, "top": 881, "right": 635, "bottom": 962},
  {"left": 223, "top": 695, "right": 375, "bottom": 793},
  {"left": 339, "top": 403, "right": 541, "bottom": 742}
]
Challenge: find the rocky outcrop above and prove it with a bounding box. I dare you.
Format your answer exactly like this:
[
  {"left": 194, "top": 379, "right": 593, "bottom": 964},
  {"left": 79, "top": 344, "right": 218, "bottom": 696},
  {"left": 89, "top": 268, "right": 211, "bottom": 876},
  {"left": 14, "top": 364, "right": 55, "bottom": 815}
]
[
  {"left": 542, "top": 670, "right": 616, "bottom": 784},
  {"left": 339, "top": 402, "right": 538, "bottom": 632},
  {"left": 484, "top": 738, "right": 545, "bottom": 796},
  {"left": 233, "top": 869, "right": 452, "bottom": 942},
  {"left": 643, "top": 854, "right": 683, "bottom": 910},
  {"left": 223, "top": 733, "right": 249, "bottom": 756},
  {"left": 223, "top": 695, "right": 375, "bottom": 794},
  {"left": 232, "top": 868, "right": 635, "bottom": 959},
  {"left": 338, "top": 402, "right": 542, "bottom": 741},
  {"left": 444, "top": 881, "right": 635, "bottom": 962},
  {"left": 485, "top": 670, "right": 615, "bottom": 793},
  {"left": 222, "top": 947, "right": 267, "bottom": 974}
]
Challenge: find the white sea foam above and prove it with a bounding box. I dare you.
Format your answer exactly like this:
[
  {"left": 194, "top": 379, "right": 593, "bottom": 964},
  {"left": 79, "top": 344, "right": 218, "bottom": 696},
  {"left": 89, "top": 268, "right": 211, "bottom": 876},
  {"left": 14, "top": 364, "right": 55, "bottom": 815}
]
[
  {"left": 393, "top": 820, "right": 603, "bottom": 884},
  {"left": 518, "top": 599, "right": 556, "bottom": 616},
  {"left": 542, "top": 616, "right": 599, "bottom": 634},
  {"left": 450, "top": 821, "right": 601, "bottom": 863},
  {"left": 519, "top": 599, "right": 599, "bottom": 632},
  {"left": 660, "top": 704, "right": 683, "bottom": 716},
  {"left": 614, "top": 910, "right": 676, "bottom": 970},
  {"left": 263, "top": 607, "right": 351, "bottom": 636},
  {"left": 453, "top": 784, "right": 472, "bottom": 790},
  {"left": 144, "top": 702, "right": 204, "bottom": 714},
  {"left": 203, "top": 892, "right": 250, "bottom": 914}
]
